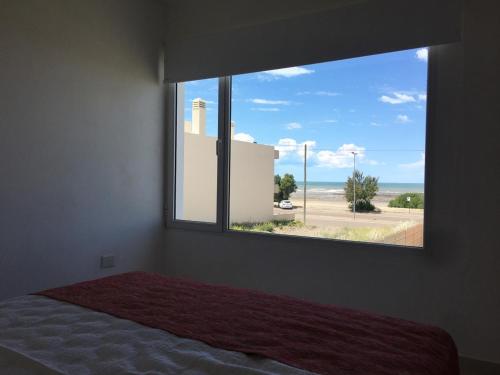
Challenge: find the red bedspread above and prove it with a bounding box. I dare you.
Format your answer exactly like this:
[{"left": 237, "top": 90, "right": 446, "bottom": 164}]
[{"left": 36, "top": 272, "right": 458, "bottom": 375}]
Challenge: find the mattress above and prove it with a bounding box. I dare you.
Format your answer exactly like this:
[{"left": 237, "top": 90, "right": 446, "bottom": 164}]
[
  {"left": 36, "top": 272, "right": 459, "bottom": 375},
  {"left": 1, "top": 272, "right": 459, "bottom": 375},
  {"left": 0, "top": 295, "right": 313, "bottom": 375}
]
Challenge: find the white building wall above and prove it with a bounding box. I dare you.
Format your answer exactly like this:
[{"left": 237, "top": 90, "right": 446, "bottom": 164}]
[
  {"left": 181, "top": 133, "right": 217, "bottom": 222},
  {"left": 191, "top": 98, "right": 206, "bottom": 135},
  {"left": 229, "top": 140, "right": 275, "bottom": 224},
  {"left": 181, "top": 134, "right": 275, "bottom": 224}
]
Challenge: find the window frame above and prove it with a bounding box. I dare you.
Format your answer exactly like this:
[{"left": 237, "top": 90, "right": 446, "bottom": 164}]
[
  {"left": 165, "top": 49, "right": 435, "bottom": 251},
  {"left": 165, "top": 77, "right": 231, "bottom": 232}
]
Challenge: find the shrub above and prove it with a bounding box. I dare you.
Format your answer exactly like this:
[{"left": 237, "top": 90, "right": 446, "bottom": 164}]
[
  {"left": 230, "top": 220, "right": 302, "bottom": 233},
  {"left": 350, "top": 200, "right": 375, "bottom": 212},
  {"left": 344, "top": 170, "right": 379, "bottom": 212},
  {"left": 388, "top": 193, "right": 424, "bottom": 209},
  {"left": 274, "top": 175, "right": 282, "bottom": 202},
  {"left": 254, "top": 222, "right": 275, "bottom": 232},
  {"left": 274, "top": 174, "right": 298, "bottom": 201}
]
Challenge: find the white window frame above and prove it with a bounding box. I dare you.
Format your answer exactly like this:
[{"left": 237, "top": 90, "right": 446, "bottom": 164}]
[{"left": 165, "top": 77, "right": 231, "bottom": 232}]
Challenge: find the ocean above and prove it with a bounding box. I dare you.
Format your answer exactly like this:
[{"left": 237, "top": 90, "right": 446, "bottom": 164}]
[{"left": 292, "top": 181, "right": 424, "bottom": 199}]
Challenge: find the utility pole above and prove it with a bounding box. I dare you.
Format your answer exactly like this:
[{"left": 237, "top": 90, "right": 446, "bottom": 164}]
[
  {"left": 352, "top": 151, "right": 357, "bottom": 220},
  {"left": 303, "top": 143, "right": 307, "bottom": 224}
]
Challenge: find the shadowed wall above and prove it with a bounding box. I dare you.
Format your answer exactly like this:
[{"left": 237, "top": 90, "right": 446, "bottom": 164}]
[{"left": 0, "top": 0, "right": 167, "bottom": 299}]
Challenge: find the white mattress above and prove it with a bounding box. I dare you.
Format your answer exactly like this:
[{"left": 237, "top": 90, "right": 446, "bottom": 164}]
[{"left": 0, "top": 295, "right": 315, "bottom": 375}]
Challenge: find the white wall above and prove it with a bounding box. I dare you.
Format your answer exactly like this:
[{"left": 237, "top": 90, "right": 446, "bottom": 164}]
[
  {"left": 180, "top": 133, "right": 218, "bottom": 222},
  {"left": 0, "top": 0, "right": 167, "bottom": 300},
  {"left": 164, "top": 0, "right": 500, "bottom": 364},
  {"left": 179, "top": 133, "right": 275, "bottom": 223},
  {"left": 230, "top": 140, "right": 275, "bottom": 223}
]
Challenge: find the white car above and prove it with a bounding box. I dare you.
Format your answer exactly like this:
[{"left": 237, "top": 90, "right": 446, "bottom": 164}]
[{"left": 279, "top": 200, "right": 293, "bottom": 209}]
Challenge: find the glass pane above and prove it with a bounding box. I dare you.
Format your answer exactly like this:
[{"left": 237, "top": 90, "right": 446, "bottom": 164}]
[
  {"left": 229, "top": 48, "right": 428, "bottom": 247},
  {"left": 175, "top": 78, "right": 219, "bottom": 223}
]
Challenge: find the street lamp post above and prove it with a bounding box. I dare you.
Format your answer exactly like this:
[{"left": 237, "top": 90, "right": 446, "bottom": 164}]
[{"left": 352, "top": 151, "right": 357, "bottom": 220}]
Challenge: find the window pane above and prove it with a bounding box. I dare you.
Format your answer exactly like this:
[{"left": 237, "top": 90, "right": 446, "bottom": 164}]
[
  {"left": 229, "top": 48, "right": 428, "bottom": 247},
  {"left": 175, "top": 78, "right": 219, "bottom": 223}
]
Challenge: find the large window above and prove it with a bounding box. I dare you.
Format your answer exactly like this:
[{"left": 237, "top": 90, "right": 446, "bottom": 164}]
[{"left": 169, "top": 48, "right": 429, "bottom": 248}]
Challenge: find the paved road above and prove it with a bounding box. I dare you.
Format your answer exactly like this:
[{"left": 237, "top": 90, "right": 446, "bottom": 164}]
[{"left": 274, "top": 199, "right": 423, "bottom": 230}]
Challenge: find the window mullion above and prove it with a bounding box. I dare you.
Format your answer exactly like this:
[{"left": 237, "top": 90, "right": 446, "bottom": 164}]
[{"left": 217, "top": 76, "right": 232, "bottom": 232}]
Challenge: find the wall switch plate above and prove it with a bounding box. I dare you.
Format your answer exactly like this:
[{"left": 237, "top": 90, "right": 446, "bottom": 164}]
[{"left": 100, "top": 255, "right": 115, "bottom": 269}]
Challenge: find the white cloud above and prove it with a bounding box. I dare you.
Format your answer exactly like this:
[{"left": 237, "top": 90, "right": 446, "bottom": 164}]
[
  {"left": 370, "top": 122, "right": 384, "bottom": 127},
  {"left": 399, "top": 153, "right": 425, "bottom": 169},
  {"left": 379, "top": 92, "right": 416, "bottom": 104},
  {"left": 297, "top": 90, "right": 339, "bottom": 96},
  {"left": 251, "top": 107, "right": 280, "bottom": 112},
  {"left": 316, "top": 91, "right": 339, "bottom": 96},
  {"left": 275, "top": 138, "right": 299, "bottom": 158},
  {"left": 286, "top": 122, "right": 302, "bottom": 130},
  {"left": 416, "top": 48, "right": 428, "bottom": 62},
  {"left": 250, "top": 98, "right": 290, "bottom": 105},
  {"left": 316, "top": 144, "right": 366, "bottom": 168},
  {"left": 274, "top": 140, "right": 379, "bottom": 168},
  {"left": 309, "top": 119, "right": 337, "bottom": 125},
  {"left": 275, "top": 138, "right": 315, "bottom": 159},
  {"left": 297, "top": 140, "right": 316, "bottom": 159},
  {"left": 234, "top": 133, "right": 255, "bottom": 143},
  {"left": 260, "top": 66, "right": 314, "bottom": 79},
  {"left": 379, "top": 90, "right": 427, "bottom": 105},
  {"left": 396, "top": 114, "right": 410, "bottom": 123}
]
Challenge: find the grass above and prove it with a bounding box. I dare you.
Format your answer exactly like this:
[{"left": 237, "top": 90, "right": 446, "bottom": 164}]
[
  {"left": 231, "top": 219, "right": 420, "bottom": 244},
  {"left": 230, "top": 220, "right": 304, "bottom": 233},
  {"left": 320, "top": 221, "right": 417, "bottom": 242}
]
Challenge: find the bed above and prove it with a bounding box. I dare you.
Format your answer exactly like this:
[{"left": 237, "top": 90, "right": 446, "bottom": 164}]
[{"left": 0, "top": 272, "right": 458, "bottom": 375}]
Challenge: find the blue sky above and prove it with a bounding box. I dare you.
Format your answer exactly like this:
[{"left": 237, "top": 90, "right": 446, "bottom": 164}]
[{"left": 183, "top": 47, "right": 428, "bottom": 183}]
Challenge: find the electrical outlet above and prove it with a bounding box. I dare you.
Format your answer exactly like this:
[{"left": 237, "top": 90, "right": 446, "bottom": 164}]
[{"left": 100, "top": 255, "right": 115, "bottom": 269}]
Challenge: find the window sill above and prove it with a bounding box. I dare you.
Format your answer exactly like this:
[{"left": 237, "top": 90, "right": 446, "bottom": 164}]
[{"left": 165, "top": 225, "right": 427, "bottom": 257}]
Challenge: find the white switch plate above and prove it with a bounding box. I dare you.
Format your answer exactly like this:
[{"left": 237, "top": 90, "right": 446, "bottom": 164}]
[{"left": 100, "top": 255, "right": 115, "bottom": 268}]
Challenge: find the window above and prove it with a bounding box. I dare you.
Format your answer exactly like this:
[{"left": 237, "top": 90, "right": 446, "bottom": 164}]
[
  {"left": 168, "top": 48, "right": 430, "bottom": 248},
  {"left": 173, "top": 78, "right": 220, "bottom": 224}
]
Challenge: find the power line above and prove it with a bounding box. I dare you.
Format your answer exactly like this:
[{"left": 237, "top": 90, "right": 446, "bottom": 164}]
[{"left": 270, "top": 146, "right": 425, "bottom": 152}]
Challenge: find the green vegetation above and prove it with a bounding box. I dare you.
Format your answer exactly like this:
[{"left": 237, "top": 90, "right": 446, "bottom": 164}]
[
  {"left": 230, "top": 219, "right": 421, "bottom": 245},
  {"left": 388, "top": 192, "right": 424, "bottom": 209},
  {"left": 344, "top": 170, "right": 379, "bottom": 212},
  {"left": 274, "top": 173, "right": 298, "bottom": 202},
  {"left": 274, "top": 175, "right": 281, "bottom": 202},
  {"left": 231, "top": 220, "right": 303, "bottom": 233}
]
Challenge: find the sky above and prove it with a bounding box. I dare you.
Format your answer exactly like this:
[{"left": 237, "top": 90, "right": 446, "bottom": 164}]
[{"left": 182, "top": 47, "right": 428, "bottom": 183}]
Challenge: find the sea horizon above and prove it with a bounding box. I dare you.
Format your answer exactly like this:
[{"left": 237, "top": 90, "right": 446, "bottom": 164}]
[{"left": 294, "top": 181, "right": 424, "bottom": 197}]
